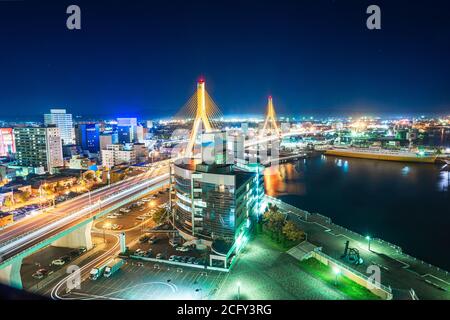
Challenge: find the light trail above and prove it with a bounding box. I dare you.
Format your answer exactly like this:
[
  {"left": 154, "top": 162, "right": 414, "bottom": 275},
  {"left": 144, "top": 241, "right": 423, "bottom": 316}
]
[{"left": 50, "top": 232, "right": 121, "bottom": 300}]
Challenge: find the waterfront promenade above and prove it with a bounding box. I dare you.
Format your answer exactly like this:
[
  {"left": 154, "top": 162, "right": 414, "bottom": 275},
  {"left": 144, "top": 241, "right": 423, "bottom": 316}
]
[{"left": 266, "top": 196, "right": 450, "bottom": 300}]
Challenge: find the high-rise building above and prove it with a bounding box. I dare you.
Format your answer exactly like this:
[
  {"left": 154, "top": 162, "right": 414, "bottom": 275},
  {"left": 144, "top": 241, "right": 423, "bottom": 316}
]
[
  {"left": 117, "top": 126, "right": 134, "bottom": 144},
  {"left": 13, "top": 126, "right": 63, "bottom": 173},
  {"left": 75, "top": 123, "right": 100, "bottom": 153},
  {"left": 44, "top": 109, "right": 74, "bottom": 145},
  {"left": 0, "top": 128, "right": 15, "bottom": 157}
]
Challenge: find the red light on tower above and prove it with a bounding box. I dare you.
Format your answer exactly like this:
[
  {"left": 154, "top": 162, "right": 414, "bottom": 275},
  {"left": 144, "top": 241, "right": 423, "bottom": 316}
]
[{"left": 198, "top": 76, "right": 205, "bottom": 84}]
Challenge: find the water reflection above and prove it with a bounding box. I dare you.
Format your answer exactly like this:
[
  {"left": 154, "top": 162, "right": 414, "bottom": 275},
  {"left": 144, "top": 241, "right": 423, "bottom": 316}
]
[{"left": 263, "top": 155, "right": 450, "bottom": 269}]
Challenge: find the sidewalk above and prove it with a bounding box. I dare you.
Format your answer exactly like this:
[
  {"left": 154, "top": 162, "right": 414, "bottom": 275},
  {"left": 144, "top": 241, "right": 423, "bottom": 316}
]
[{"left": 267, "top": 196, "right": 450, "bottom": 300}]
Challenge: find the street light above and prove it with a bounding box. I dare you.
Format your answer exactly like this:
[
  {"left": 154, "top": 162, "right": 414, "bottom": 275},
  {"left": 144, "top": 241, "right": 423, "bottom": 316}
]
[
  {"left": 333, "top": 267, "right": 341, "bottom": 286},
  {"left": 237, "top": 282, "right": 241, "bottom": 300},
  {"left": 365, "top": 235, "right": 371, "bottom": 251},
  {"left": 195, "top": 288, "right": 202, "bottom": 300}
]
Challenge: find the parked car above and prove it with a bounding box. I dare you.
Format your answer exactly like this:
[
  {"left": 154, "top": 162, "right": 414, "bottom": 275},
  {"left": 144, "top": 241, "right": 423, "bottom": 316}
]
[
  {"left": 134, "top": 249, "right": 145, "bottom": 256},
  {"left": 36, "top": 268, "right": 49, "bottom": 276},
  {"left": 169, "top": 255, "right": 176, "bottom": 261},
  {"left": 32, "top": 272, "right": 44, "bottom": 279},
  {"left": 69, "top": 249, "right": 80, "bottom": 258},
  {"left": 119, "top": 208, "right": 130, "bottom": 213},
  {"left": 156, "top": 253, "right": 163, "bottom": 259},
  {"left": 52, "top": 258, "right": 65, "bottom": 266},
  {"left": 187, "top": 257, "right": 196, "bottom": 264},
  {"left": 61, "top": 255, "right": 71, "bottom": 263},
  {"left": 78, "top": 247, "right": 87, "bottom": 254},
  {"left": 106, "top": 214, "right": 117, "bottom": 219}
]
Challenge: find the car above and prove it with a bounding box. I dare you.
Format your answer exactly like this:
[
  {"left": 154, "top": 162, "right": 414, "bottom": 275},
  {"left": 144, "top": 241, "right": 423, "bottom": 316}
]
[
  {"left": 156, "top": 253, "right": 163, "bottom": 259},
  {"left": 69, "top": 249, "right": 80, "bottom": 258},
  {"left": 176, "top": 246, "right": 189, "bottom": 252},
  {"left": 187, "top": 257, "right": 196, "bottom": 264},
  {"left": 120, "top": 208, "right": 130, "bottom": 213},
  {"left": 52, "top": 259, "right": 65, "bottom": 266},
  {"left": 145, "top": 249, "right": 153, "bottom": 257},
  {"left": 36, "top": 268, "right": 49, "bottom": 276},
  {"left": 136, "top": 216, "right": 146, "bottom": 221},
  {"left": 106, "top": 214, "right": 117, "bottom": 219},
  {"left": 169, "top": 255, "right": 176, "bottom": 261},
  {"left": 139, "top": 236, "right": 149, "bottom": 243},
  {"left": 135, "top": 249, "right": 145, "bottom": 256},
  {"left": 32, "top": 272, "right": 44, "bottom": 279},
  {"left": 174, "top": 256, "right": 182, "bottom": 262},
  {"left": 78, "top": 247, "right": 87, "bottom": 254},
  {"left": 113, "top": 212, "right": 123, "bottom": 216},
  {"left": 180, "top": 256, "right": 189, "bottom": 263},
  {"left": 60, "top": 255, "right": 71, "bottom": 263}
]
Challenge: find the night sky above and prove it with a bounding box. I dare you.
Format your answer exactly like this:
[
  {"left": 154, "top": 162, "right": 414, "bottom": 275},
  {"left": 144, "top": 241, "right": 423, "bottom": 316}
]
[{"left": 0, "top": 0, "right": 449, "bottom": 120}]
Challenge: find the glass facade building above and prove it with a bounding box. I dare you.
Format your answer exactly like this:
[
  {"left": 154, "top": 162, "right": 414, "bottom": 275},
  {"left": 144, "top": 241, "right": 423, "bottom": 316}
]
[{"left": 172, "top": 159, "right": 264, "bottom": 242}]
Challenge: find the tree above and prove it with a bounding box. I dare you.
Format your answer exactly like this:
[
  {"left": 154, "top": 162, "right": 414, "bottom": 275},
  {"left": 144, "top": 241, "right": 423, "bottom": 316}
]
[
  {"left": 282, "top": 221, "right": 305, "bottom": 243},
  {"left": 263, "top": 207, "right": 286, "bottom": 242}
]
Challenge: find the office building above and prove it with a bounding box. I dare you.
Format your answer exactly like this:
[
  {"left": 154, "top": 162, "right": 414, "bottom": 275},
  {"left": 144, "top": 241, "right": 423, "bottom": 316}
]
[
  {"left": 172, "top": 131, "right": 264, "bottom": 245},
  {"left": 75, "top": 123, "right": 100, "bottom": 153},
  {"left": 13, "top": 126, "right": 63, "bottom": 174},
  {"left": 117, "top": 125, "right": 134, "bottom": 144},
  {"left": 44, "top": 109, "right": 74, "bottom": 145}
]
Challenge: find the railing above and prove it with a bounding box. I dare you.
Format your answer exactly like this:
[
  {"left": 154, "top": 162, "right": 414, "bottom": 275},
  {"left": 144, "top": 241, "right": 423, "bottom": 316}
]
[
  {"left": 0, "top": 164, "right": 170, "bottom": 248},
  {"left": 0, "top": 173, "right": 170, "bottom": 262}
]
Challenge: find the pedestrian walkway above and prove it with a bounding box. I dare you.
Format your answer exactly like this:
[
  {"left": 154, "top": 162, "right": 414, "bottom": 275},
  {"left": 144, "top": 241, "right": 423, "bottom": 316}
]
[{"left": 266, "top": 196, "right": 450, "bottom": 300}]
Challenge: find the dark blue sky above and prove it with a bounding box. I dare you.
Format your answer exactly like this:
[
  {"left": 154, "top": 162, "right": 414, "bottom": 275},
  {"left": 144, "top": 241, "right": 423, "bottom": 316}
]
[{"left": 0, "top": 0, "right": 449, "bottom": 120}]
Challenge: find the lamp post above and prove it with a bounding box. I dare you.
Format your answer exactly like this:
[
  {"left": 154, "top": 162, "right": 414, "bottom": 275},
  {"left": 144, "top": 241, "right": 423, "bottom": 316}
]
[
  {"left": 237, "top": 282, "right": 241, "bottom": 300},
  {"left": 195, "top": 288, "right": 202, "bottom": 300},
  {"left": 333, "top": 267, "right": 341, "bottom": 286},
  {"left": 366, "top": 235, "right": 371, "bottom": 251}
]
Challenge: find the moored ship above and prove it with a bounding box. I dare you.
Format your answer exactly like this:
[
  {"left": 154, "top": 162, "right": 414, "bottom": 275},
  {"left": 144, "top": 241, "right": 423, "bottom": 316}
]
[{"left": 325, "top": 147, "right": 437, "bottom": 163}]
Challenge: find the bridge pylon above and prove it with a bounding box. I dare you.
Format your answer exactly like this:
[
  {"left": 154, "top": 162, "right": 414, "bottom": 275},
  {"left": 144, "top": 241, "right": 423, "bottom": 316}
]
[
  {"left": 184, "top": 79, "right": 218, "bottom": 158},
  {"left": 260, "top": 96, "right": 280, "bottom": 137}
]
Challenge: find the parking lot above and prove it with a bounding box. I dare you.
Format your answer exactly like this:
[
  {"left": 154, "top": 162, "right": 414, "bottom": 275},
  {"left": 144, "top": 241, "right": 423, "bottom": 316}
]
[
  {"left": 62, "top": 259, "right": 226, "bottom": 300},
  {"left": 129, "top": 232, "right": 208, "bottom": 266},
  {"left": 96, "top": 188, "right": 169, "bottom": 231},
  {"left": 21, "top": 235, "right": 108, "bottom": 290}
]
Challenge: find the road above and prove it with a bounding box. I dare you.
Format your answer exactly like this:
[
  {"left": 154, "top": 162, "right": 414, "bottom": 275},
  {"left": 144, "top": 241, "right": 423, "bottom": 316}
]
[
  {"left": 0, "top": 161, "right": 171, "bottom": 263},
  {"left": 23, "top": 184, "right": 169, "bottom": 298}
]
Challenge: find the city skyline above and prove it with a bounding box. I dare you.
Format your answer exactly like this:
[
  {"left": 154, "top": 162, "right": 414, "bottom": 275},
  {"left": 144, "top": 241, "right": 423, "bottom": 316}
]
[
  {"left": 0, "top": 0, "right": 449, "bottom": 304},
  {"left": 1, "top": 0, "right": 450, "bottom": 120}
]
